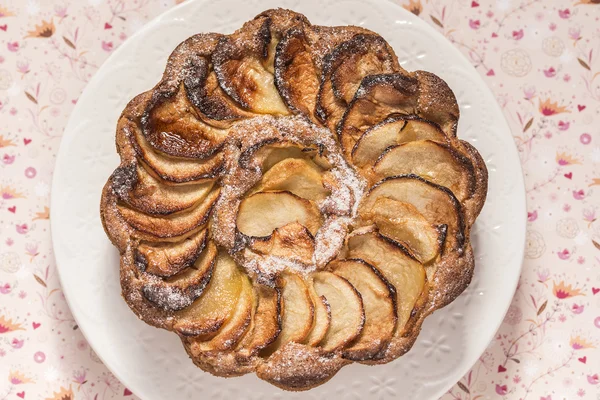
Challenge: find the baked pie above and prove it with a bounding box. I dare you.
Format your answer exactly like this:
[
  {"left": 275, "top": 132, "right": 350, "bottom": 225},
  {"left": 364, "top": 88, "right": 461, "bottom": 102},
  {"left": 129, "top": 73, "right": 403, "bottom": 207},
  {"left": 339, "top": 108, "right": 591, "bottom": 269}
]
[{"left": 100, "top": 8, "right": 488, "bottom": 391}]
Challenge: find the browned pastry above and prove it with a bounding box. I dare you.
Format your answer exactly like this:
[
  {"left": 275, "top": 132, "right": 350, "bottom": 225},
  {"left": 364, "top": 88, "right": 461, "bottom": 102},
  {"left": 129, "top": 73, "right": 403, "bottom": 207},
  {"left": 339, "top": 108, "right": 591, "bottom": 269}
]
[{"left": 100, "top": 8, "right": 488, "bottom": 391}]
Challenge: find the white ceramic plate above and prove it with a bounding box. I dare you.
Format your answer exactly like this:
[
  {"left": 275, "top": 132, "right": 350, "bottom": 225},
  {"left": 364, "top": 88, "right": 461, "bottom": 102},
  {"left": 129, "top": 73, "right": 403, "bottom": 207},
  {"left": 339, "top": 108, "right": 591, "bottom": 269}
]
[{"left": 51, "top": 0, "right": 526, "bottom": 398}]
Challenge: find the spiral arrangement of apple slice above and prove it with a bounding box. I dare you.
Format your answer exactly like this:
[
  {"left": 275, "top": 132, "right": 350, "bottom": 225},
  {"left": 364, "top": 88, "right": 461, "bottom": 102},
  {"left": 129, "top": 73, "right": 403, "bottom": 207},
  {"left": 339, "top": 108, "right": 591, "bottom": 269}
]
[{"left": 100, "top": 9, "right": 487, "bottom": 391}]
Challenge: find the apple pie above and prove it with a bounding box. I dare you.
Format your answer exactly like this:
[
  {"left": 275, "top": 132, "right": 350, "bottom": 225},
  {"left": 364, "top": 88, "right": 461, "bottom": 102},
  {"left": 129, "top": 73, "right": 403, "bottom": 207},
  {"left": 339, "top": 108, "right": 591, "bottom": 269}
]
[{"left": 100, "top": 8, "right": 488, "bottom": 391}]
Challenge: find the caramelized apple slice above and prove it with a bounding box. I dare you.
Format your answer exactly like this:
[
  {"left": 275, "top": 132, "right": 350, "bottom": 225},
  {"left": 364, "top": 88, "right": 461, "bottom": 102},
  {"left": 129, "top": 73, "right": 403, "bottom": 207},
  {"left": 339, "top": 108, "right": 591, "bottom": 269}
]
[
  {"left": 117, "top": 188, "right": 219, "bottom": 239},
  {"left": 313, "top": 271, "right": 364, "bottom": 352},
  {"left": 249, "top": 223, "right": 315, "bottom": 265},
  {"left": 316, "top": 34, "right": 399, "bottom": 128},
  {"left": 160, "top": 32, "right": 249, "bottom": 126},
  {"left": 182, "top": 283, "right": 282, "bottom": 378},
  {"left": 304, "top": 280, "right": 331, "bottom": 346},
  {"left": 182, "top": 54, "right": 253, "bottom": 125},
  {"left": 373, "top": 140, "right": 476, "bottom": 201},
  {"left": 112, "top": 163, "right": 216, "bottom": 215},
  {"left": 238, "top": 284, "right": 281, "bottom": 354},
  {"left": 142, "top": 84, "right": 229, "bottom": 158},
  {"left": 346, "top": 229, "right": 426, "bottom": 333},
  {"left": 189, "top": 274, "right": 254, "bottom": 351},
  {"left": 129, "top": 119, "right": 224, "bottom": 183},
  {"left": 338, "top": 73, "right": 418, "bottom": 153},
  {"left": 251, "top": 158, "right": 330, "bottom": 202},
  {"left": 261, "top": 145, "right": 330, "bottom": 171},
  {"left": 361, "top": 175, "right": 465, "bottom": 252},
  {"left": 102, "top": 182, "right": 211, "bottom": 249},
  {"left": 135, "top": 32, "right": 247, "bottom": 128},
  {"left": 213, "top": 18, "right": 289, "bottom": 115},
  {"left": 338, "top": 71, "right": 459, "bottom": 153},
  {"left": 330, "top": 36, "right": 400, "bottom": 104},
  {"left": 239, "top": 140, "right": 328, "bottom": 172},
  {"left": 135, "top": 228, "right": 208, "bottom": 277},
  {"left": 174, "top": 249, "right": 243, "bottom": 336},
  {"left": 237, "top": 191, "right": 322, "bottom": 237},
  {"left": 351, "top": 116, "right": 447, "bottom": 167},
  {"left": 359, "top": 197, "right": 444, "bottom": 264},
  {"left": 329, "top": 259, "right": 397, "bottom": 361},
  {"left": 263, "top": 273, "right": 314, "bottom": 353},
  {"left": 141, "top": 239, "right": 217, "bottom": 311},
  {"left": 274, "top": 27, "right": 319, "bottom": 117}
]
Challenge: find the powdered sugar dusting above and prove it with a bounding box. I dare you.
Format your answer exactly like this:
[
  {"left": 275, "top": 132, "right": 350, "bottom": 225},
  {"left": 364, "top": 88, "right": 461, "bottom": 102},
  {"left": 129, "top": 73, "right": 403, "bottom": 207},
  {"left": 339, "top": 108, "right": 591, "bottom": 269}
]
[
  {"left": 257, "top": 342, "right": 346, "bottom": 386},
  {"left": 313, "top": 217, "right": 351, "bottom": 268},
  {"left": 140, "top": 271, "right": 200, "bottom": 311},
  {"left": 203, "top": 114, "right": 365, "bottom": 279},
  {"left": 243, "top": 251, "right": 315, "bottom": 280},
  {"left": 102, "top": 8, "right": 482, "bottom": 388},
  {"left": 142, "top": 281, "right": 193, "bottom": 311}
]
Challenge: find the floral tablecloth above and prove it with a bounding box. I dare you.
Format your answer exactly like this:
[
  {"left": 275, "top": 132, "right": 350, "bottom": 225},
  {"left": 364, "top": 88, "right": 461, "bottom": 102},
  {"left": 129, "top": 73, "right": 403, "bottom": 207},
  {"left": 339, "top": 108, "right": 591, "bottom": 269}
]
[{"left": 0, "top": 0, "right": 599, "bottom": 399}]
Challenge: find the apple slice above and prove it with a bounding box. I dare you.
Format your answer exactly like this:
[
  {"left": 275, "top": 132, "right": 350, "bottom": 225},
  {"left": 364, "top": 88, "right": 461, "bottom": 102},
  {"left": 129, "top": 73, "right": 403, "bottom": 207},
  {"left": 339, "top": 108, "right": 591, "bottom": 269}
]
[
  {"left": 142, "top": 84, "right": 229, "bottom": 158},
  {"left": 373, "top": 140, "right": 476, "bottom": 202},
  {"left": 312, "top": 271, "right": 364, "bottom": 352},
  {"left": 238, "top": 284, "right": 281, "bottom": 354},
  {"left": 117, "top": 188, "right": 219, "bottom": 239},
  {"left": 338, "top": 71, "right": 459, "bottom": 153},
  {"left": 263, "top": 273, "right": 314, "bottom": 353},
  {"left": 258, "top": 145, "right": 331, "bottom": 172},
  {"left": 188, "top": 274, "right": 254, "bottom": 351},
  {"left": 316, "top": 34, "right": 399, "bottom": 128},
  {"left": 141, "top": 239, "right": 217, "bottom": 311},
  {"left": 239, "top": 140, "right": 329, "bottom": 172},
  {"left": 359, "top": 197, "right": 444, "bottom": 264},
  {"left": 351, "top": 116, "right": 447, "bottom": 167},
  {"left": 129, "top": 118, "right": 224, "bottom": 184},
  {"left": 182, "top": 53, "right": 254, "bottom": 126},
  {"left": 329, "top": 36, "right": 400, "bottom": 105},
  {"left": 304, "top": 278, "right": 331, "bottom": 346},
  {"left": 274, "top": 27, "right": 320, "bottom": 117},
  {"left": 361, "top": 175, "right": 465, "bottom": 252},
  {"left": 250, "top": 158, "right": 330, "bottom": 202},
  {"left": 181, "top": 283, "right": 281, "bottom": 378},
  {"left": 346, "top": 229, "right": 426, "bottom": 334},
  {"left": 249, "top": 222, "right": 315, "bottom": 265},
  {"left": 237, "top": 191, "right": 322, "bottom": 237},
  {"left": 135, "top": 228, "right": 208, "bottom": 277},
  {"left": 174, "top": 249, "right": 243, "bottom": 336},
  {"left": 329, "top": 259, "right": 397, "bottom": 361},
  {"left": 338, "top": 73, "right": 418, "bottom": 153},
  {"left": 112, "top": 163, "right": 216, "bottom": 215},
  {"left": 141, "top": 31, "right": 249, "bottom": 127},
  {"left": 101, "top": 181, "right": 211, "bottom": 250},
  {"left": 165, "top": 33, "right": 251, "bottom": 125},
  {"left": 213, "top": 17, "right": 289, "bottom": 115}
]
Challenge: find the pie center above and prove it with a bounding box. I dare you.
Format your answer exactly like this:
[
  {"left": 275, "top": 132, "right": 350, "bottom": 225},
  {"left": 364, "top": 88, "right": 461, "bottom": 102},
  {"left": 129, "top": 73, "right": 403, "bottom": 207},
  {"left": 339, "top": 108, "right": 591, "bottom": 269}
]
[{"left": 208, "top": 114, "right": 366, "bottom": 279}]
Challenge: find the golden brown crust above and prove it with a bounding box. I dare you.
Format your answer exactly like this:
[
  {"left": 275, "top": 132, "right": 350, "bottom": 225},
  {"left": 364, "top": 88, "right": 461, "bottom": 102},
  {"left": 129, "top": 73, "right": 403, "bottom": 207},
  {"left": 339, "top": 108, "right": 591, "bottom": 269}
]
[
  {"left": 256, "top": 342, "right": 350, "bottom": 391},
  {"left": 99, "top": 8, "right": 487, "bottom": 391}
]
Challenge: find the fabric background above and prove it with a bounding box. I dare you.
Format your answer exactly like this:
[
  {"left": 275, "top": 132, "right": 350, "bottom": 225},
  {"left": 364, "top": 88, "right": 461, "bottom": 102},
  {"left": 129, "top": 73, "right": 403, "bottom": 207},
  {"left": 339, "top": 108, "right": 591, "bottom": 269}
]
[{"left": 0, "top": 0, "right": 599, "bottom": 399}]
